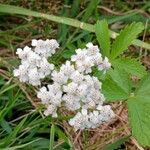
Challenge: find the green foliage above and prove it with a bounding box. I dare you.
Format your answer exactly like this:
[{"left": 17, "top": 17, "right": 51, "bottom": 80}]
[
  {"left": 71, "top": 0, "right": 81, "bottom": 17},
  {"left": 49, "top": 124, "right": 55, "bottom": 150},
  {"left": 136, "top": 75, "right": 150, "bottom": 96},
  {"left": 111, "top": 22, "right": 144, "bottom": 59},
  {"left": 102, "top": 136, "right": 130, "bottom": 150},
  {"left": 102, "top": 70, "right": 150, "bottom": 147},
  {"left": 0, "top": 4, "right": 150, "bottom": 50},
  {"left": 127, "top": 75, "right": 150, "bottom": 146},
  {"left": 0, "top": 2, "right": 150, "bottom": 149},
  {"left": 95, "top": 20, "right": 110, "bottom": 57},
  {"left": 0, "top": 139, "right": 41, "bottom": 150},
  {"left": 82, "top": 0, "right": 100, "bottom": 21},
  {"left": 0, "top": 119, "right": 12, "bottom": 134},
  {"left": 128, "top": 97, "right": 150, "bottom": 146},
  {"left": 62, "top": 43, "right": 76, "bottom": 59},
  {"left": 102, "top": 68, "right": 131, "bottom": 101},
  {"left": 0, "top": 83, "right": 17, "bottom": 96},
  {"left": 112, "top": 58, "right": 147, "bottom": 78},
  {"left": 2, "top": 116, "right": 27, "bottom": 147}
]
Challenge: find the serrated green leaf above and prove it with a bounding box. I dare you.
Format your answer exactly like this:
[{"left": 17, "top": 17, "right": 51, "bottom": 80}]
[
  {"left": 127, "top": 75, "right": 150, "bottom": 146},
  {"left": 112, "top": 58, "right": 147, "bottom": 78},
  {"left": 127, "top": 97, "right": 150, "bottom": 146},
  {"left": 102, "top": 77, "right": 128, "bottom": 101},
  {"left": 108, "top": 68, "right": 132, "bottom": 94},
  {"left": 111, "top": 22, "right": 144, "bottom": 59},
  {"left": 95, "top": 20, "right": 110, "bottom": 57},
  {"left": 136, "top": 75, "right": 150, "bottom": 96},
  {"left": 102, "top": 68, "right": 131, "bottom": 101}
]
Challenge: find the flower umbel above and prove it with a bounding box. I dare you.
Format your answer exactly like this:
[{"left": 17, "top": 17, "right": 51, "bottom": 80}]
[{"left": 14, "top": 39, "right": 114, "bottom": 130}]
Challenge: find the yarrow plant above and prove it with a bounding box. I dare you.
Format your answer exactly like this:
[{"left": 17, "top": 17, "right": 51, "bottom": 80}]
[{"left": 14, "top": 39, "right": 114, "bottom": 130}]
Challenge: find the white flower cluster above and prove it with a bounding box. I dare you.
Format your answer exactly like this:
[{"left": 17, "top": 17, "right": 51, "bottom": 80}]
[
  {"left": 13, "top": 39, "right": 59, "bottom": 86},
  {"left": 69, "top": 106, "right": 114, "bottom": 130},
  {"left": 14, "top": 39, "right": 114, "bottom": 130},
  {"left": 71, "top": 42, "right": 111, "bottom": 73}
]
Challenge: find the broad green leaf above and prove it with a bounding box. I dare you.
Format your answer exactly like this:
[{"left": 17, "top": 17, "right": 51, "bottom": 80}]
[
  {"left": 127, "top": 75, "right": 150, "bottom": 146},
  {"left": 111, "top": 22, "right": 144, "bottom": 59},
  {"left": 108, "top": 68, "right": 132, "bottom": 94},
  {"left": 136, "top": 75, "right": 150, "bottom": 96},
  {"left": 102, "top": 136, "right": 130, "bottom": 150},
  {"left": 102, "top": 77, "right": 129, "bottom": 101},
  {"left": 102, "top": 68, "right": 131, "bottom": 101},
  {"left": 112, "top": 58, "right": 147, "bottom": 78},
  {"left": 49, "top": 124, "right": 55, "bottom": 150},
  {"left": 95, "top": 20, "right": 110, "bottom": 57},
  {"left": 127, "top": 97, "right": 150, "bottom": 146}
]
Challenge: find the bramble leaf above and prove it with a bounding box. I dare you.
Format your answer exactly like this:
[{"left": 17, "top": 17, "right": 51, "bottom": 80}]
[
  {"left": 111, "top": 22, "right": 144, "bottom": 59},
  {"left": 127, "top": 75, "right": 150, "bottom": 146},
  {"left": 95, "top": 20, "right": 110, "bottom": 57},
  {"left": 136, "top": 75, "right": 150, "bottom": 96},
  {"left": 127, "top": 97, "right": 150, "bottom": 146},
  {"left": 102, "top": 68, "right": 131, "bottom": 101},
  {"left": 112, "top": 58, "right": 147, "bottom": 78}
]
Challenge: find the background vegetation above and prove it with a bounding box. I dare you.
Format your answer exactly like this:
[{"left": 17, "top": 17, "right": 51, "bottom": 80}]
[{"left": 0, "top": 0, "right": 150, "bottom": 149}]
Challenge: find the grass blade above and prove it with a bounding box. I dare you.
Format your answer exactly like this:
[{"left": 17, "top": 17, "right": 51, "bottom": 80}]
[
  {"left": 2, "top": 116, "right": 27, "bottom": 147},
  {"left": 49, "top": 124, "right": 55, "bottom": 150},
  {"left": 0, "top": 139, "right": 40, "bottom": 150},
  {"left": 0, "top": 83, "right": 18, "bottom": 96},
  {"left": 82, "top": 0, "right": 100, "bottom": 21}
]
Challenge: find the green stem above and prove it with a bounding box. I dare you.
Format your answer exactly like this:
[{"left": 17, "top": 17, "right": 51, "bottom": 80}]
[
  {"left": 49, "top": 123, "right": 55, "bottom": 150},
  {"left": 0, "top": 4, "right": 150, "bottom": 50}
]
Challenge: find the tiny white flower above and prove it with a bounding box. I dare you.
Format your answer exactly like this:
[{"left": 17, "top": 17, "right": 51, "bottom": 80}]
[
  {"left": 28, "top": 68, "right": 40, "bottom": 86},
  {"left": 81, "top": 109, "right": 87, "bottom": 115},
  {"left": 44, "top": 105, "right": 57, "bottom": 117},
  {"left": 98, "top": 57, "right": 111, "bottom": 72},
  {"left": 31, "top": 39, "right": 38, "bottom": 46},
  {"left": 51, "top": 70, "right": 68, "bottom": 85},
  {"left": 60, "top": 61, "right": 75, "bottom": 77},
  {"left": 70, "top": 70, "right": 84, "bottom": 83},
  {"left": 38, "top": 58, "right": 54, "bottom": 78},
  {"left": 63, "top": 82, "right": 78, "bottom": 94}
]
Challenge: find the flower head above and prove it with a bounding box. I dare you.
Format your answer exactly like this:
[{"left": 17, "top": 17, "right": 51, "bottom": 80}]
[{"left": 14, "top": 39, "right": 114, "bottom": 130}]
